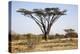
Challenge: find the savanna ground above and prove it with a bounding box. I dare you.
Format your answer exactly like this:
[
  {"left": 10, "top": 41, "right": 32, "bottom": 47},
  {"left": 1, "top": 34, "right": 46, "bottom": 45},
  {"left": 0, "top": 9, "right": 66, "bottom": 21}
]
[{"left": 9, "top": 34, "right": 78, "bottom": 53}]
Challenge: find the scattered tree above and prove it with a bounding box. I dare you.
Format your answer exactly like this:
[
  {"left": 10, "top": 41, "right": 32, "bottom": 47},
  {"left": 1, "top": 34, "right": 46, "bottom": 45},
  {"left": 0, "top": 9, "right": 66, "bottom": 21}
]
[{"left": 64, "top": 29, "right": 78, "bottom": 38}]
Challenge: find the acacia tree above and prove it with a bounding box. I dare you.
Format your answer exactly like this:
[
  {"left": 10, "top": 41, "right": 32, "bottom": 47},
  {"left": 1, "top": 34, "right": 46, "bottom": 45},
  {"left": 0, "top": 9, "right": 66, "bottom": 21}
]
[
  {"left": 64, "top": 29, "right": 78, "bottom": 38},
  {"left": 17, "top": 8, "right": 66, "bottom": 41}
]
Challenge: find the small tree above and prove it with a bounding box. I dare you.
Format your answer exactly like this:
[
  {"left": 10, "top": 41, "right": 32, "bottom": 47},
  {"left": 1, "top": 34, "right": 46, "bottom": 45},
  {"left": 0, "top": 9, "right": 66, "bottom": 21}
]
[
  {"left": 64, "top": 29, "right": 78, "bottom": 38},
  {"left": 17, "top": 8, "right": 66, "bottom": 41}
]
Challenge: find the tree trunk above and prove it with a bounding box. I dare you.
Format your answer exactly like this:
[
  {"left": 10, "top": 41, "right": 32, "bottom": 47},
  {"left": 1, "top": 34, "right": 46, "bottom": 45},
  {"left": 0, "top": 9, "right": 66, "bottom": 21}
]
[{"left": 44, "top": 32, "right": 48, "bottom": 41}]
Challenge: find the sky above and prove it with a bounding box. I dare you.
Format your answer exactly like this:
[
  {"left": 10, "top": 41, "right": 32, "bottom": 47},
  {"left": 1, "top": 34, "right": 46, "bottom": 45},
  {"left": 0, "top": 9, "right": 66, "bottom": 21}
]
[{"left": 10, "top": 1, "right": 78, "bottom": 34}]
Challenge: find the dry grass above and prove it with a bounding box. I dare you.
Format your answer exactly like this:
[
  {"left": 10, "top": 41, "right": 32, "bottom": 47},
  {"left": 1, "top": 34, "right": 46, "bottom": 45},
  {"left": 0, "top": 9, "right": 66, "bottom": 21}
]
[{"left": 10, "top": 37, "right": 78, "bottom": 53}]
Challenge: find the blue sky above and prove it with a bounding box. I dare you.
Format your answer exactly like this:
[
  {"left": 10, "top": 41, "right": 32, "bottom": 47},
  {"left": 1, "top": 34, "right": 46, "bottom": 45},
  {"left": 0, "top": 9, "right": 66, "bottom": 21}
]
[{"left": 11, "top": 1, "right": 78, "bottom": 34}]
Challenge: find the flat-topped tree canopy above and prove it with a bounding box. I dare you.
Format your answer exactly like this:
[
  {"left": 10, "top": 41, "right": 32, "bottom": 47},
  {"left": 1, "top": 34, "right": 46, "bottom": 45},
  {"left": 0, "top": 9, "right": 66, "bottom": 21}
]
[
  {"left": 17, "top": 7, "right": 67, "bottom": 41},
  {"left": 64, "top": 29, "right": 75, "bottom": 33},
  {"left": 17, "top": 8, "right": 66, "bottom": 15}
]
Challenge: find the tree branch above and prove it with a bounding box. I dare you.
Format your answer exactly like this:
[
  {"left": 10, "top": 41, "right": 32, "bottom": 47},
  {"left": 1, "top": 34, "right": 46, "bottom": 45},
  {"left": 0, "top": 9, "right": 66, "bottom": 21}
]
[{"left": 30, "top": 14, "right": 45, "bottom": 33}]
